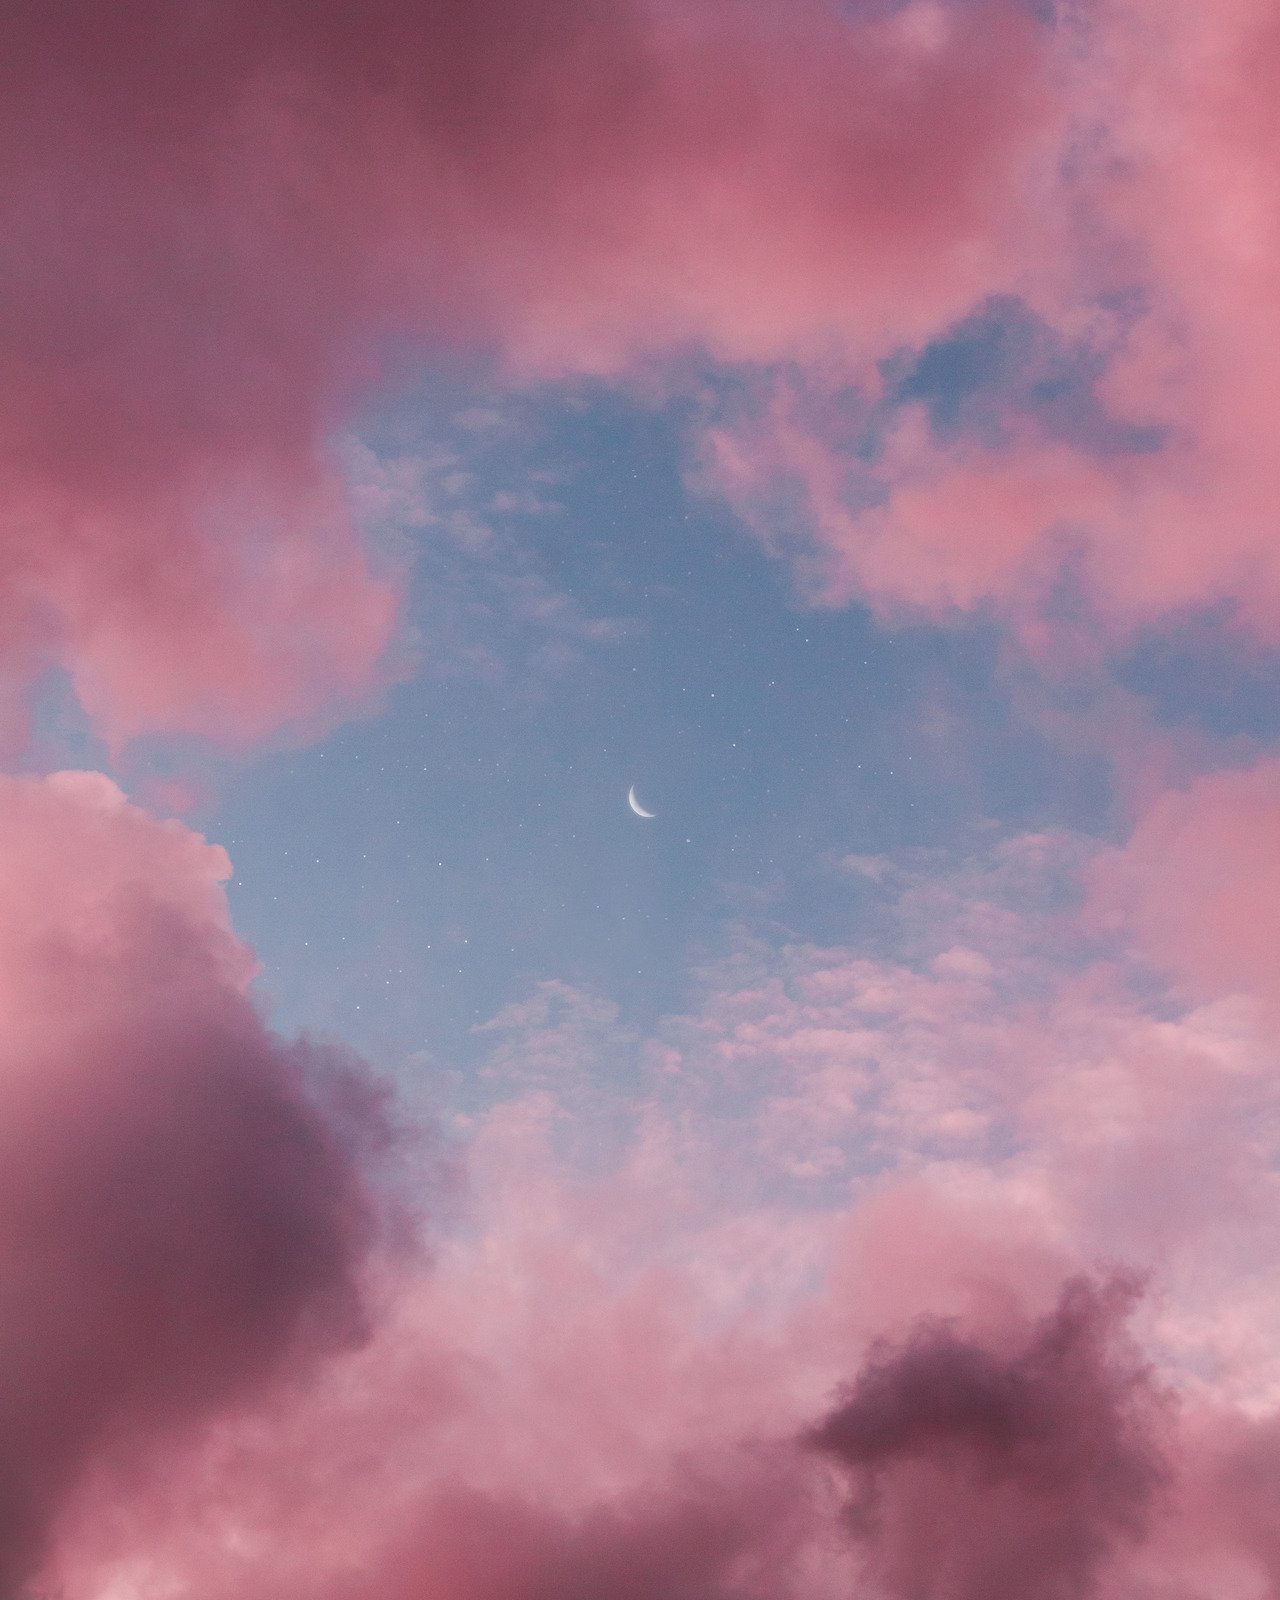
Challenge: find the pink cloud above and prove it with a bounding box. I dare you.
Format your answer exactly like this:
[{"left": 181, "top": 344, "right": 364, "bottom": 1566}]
[
  {"left": 1086, "top": 761, "right": 1280, "bottom": 1008},
  {"left": 698, "top": 373, "right": 1250, "bottom": 641},
  {"left": 0, "top": 0, "right": 1053, "bottom": 746},
  {"left": 32, "top": 1131, "right": 1217, "bottom": 1600},
  {"left": 17, "top": 921, "right": 1280, "bottom": 1600},
  {"left": 697, "top": 2, "right": 1280, "bottom": 647},
  {"left": 0, "top": 771, "right": 378, "bottom": 1592},
  {"left": 12, "top": 0, "right": 1280, "bottom": 732},
  {"left": 15, "top": 8, "right": 1280, "bottom": 1586},
  {"left": 0, "top": 818, "right": 1251, "bottom": 1600},
  {"left": 630, "top": 835, "right": 1280, "bottom": 1414},
  {"left": 809, "top": 1275, "right": 1166, "bottom": 1600},
  {"left": 700, "top": 396, "right": 1110, "bottom": 617}
]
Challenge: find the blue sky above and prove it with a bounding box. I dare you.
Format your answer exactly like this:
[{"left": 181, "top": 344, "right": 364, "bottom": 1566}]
[{"left": 202, "top": 367, "right": 1116, "bottom": 1073}]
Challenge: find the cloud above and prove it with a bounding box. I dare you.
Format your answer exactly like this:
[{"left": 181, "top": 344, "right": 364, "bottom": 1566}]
[
  {"left": 809, "top": 1275, "right": 1166, "bottom": 1600},
  {"left": 0, "top": 0, "right": 1051, "bottom": 746},
  {"left": 12, "top": 0, "right": 1280, "bottom": 743},
  {"left": 23, "top": 832, "right": 1280, "bottom": 1599},
  {"left": 15, "top": 9, "right": 1280, "bottom": 1597},
  {"left": 694, "top": 1, "right": 1280, "bottom": 650},
  {"left": 0, "top": 771, "right": 379, "bottom": 1592},
  {"left": 1085, "top": 760, "right": 1280, "bottom": 1008},
  {"left": 289, "top": 1470, "right": 808, "bottom": 1600}
]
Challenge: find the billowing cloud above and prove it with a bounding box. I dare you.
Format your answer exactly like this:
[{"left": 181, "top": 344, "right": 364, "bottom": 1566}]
[
  {"left": 698, "top": 1, "right": 1280, "bottom": 646},
  {"left": 0, "top": 0, "right": 1052, "bottom": 746},
  {"left": 6, "top": 827, "right": 1252, "bottom": 1598},
  {"left": 810, "top": 1276, "right": 1165, "bottom": 1600},
  {"left": 17, "top": 884, "right": 1280, "bottom": 1600},
  {"left": 12, "top": 5, "right": 1280, "bottom": 1598},
  {"left": 1086, "top": 760, "right": 1280, "bottom": 1008},
  {"left": 8, "top": 3, "right": 1280, "bottom": 708},
  {"left": 0, "top": 771, "right": 377, "bottom": 1592}
]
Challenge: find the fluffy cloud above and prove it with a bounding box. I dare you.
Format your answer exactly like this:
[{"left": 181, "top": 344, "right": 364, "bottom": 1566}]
[
  {"left": 1086, "top": 760, "right": 1280, "bottom": 1007},
  {"left": 12, "top": 6, "right": 1280, "bottom": 1597},
  {"left": 0, "top": 772, "right": 377, "bottom": 1592},
  {"left": 810, "top": 1276, "right": 1166, "bottom": 1600},
  {"left": 0, "top": 0, "right": 1051, "bottom": 748},
  {"left": 699, "top": 1, "right": 1280, "bottom": 645}
]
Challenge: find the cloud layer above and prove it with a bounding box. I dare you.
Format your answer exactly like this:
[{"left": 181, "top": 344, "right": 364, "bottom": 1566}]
[
  {"left": 0, "top": 0, "right": 1051, "bottom": 748},
  {"left": 8, "top": 3, "right": 1280, "bottom": 1597},
  {"left": 0, "top": 772, "right": 377, "bottom": 1591},
  {"left": 9, "top": 0, "right": 1280, "bottom": 746}
]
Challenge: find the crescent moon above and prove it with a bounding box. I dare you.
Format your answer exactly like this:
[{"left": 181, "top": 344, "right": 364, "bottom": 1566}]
[{"left": 627, "top": 785, "right": 656, "bottom": 819}]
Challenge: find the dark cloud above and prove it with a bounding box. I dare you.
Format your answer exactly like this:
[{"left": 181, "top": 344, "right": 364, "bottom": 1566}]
[{"left": 808, "top": 1276, "right": 1166, "bottom": 1600}]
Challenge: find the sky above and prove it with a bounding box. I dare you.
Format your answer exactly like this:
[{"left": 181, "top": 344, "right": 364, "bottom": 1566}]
[{"left": 10, "top": 2, "right": 1280, "bottom": 1597}]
